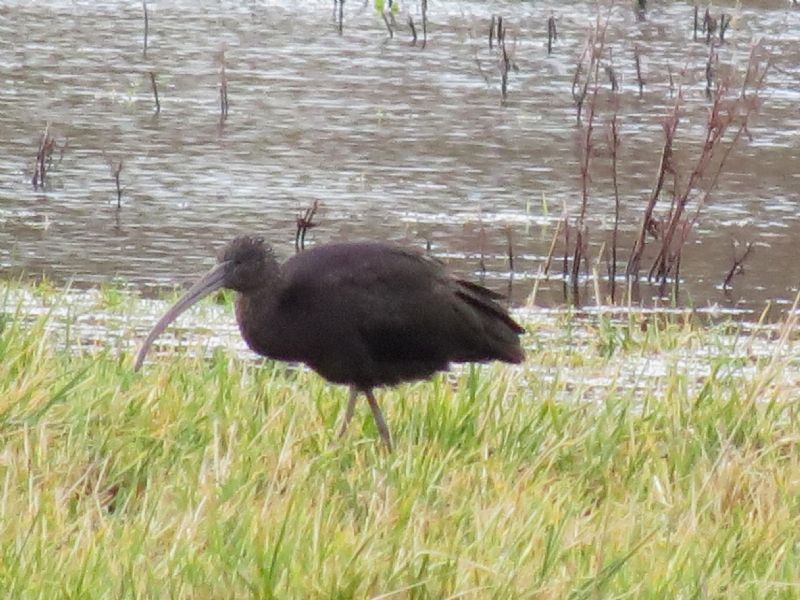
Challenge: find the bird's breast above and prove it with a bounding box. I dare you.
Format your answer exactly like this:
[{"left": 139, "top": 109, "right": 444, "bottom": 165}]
[{"left": 234, "top": 294, "right": 299, "bottom": 361}]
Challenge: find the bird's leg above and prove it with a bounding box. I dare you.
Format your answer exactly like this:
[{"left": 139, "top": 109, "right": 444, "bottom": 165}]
[
  {"left": 338, "top": 386, "right": 359, "bottom": 439},
  {"left": 365, "top": 389, "right": 393, "bottom": 451}
]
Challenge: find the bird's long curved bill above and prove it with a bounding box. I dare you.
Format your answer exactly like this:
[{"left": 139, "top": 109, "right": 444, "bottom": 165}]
[{"left": 134, "top": 262, "right": 229, "bottom": 371}]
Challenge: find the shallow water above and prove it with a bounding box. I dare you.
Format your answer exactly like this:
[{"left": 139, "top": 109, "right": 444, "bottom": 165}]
[
  {"left": 5, "top": 284, "right": 799, "bottom": 407},
  {"left": 1, "top": 1, "right": 799, "bottom": 318}
]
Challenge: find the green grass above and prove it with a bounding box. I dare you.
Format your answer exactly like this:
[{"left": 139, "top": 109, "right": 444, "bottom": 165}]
[{"left": 2, "top": 284, "right": 800, "bottom": 598}]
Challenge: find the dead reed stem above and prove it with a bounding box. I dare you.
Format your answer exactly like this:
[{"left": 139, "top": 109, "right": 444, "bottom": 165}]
[
  {"left": 649, "top": 44, "right": 769, "bottom": 283},
  {"left": 381, "top": 11, "right": 393, "bottom": 38},
  {"left": 608, "top": 112, "right": 621, "bottom": 301},
  {"left": 478, "top": 223, "right": 487, "bottom": 274},
  {"left": 219, "top": 48, "right": 229, "bottom": 123},
  {"left": 32, "top": 124, "right": 58, "bottom": 190},
  {"left": 505, "top": 226, "right": 514, "bottom": 272},
  {"left": 142, "top": 1, "right": 149, "bottom": 57},
  {"left": 542, "top": 219, "right": 562, "bottom": 277},
  {"left": 149, "top": 72, "right": 160, "bottom": 115},
  {"left": 112, "top": 160, "right": 124, "bottom": 209},
  {"left": 571, "top": 40, "right": 590, "bottom": 124},
  {"left": 295, "top": 201, "right": 319, "bottom": 252},
  {"left": 722, "top": 242, "right": 754, "bottom": 290},
  {"left": 500, "top": 41, "right": 510, "bottom": 101},
  {"left": 571, "top": 14, "right": 608, "bottom": 285},
  {"left": 547, "top": 15, "right": 557, "bottom": 55},
  {"left": 626, "top": 94, "right": 680, "bottom": 279},
  {"left": 562, "top": 217, "right": 569, "bottom": 281},
  {"left": 421, "top": 0, "right": 427, "bottom": 49}
]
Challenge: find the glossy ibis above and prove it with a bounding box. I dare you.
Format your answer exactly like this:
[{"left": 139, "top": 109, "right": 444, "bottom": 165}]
[{"left": 134, "top": 236, "right": 525, "bottom": 449}]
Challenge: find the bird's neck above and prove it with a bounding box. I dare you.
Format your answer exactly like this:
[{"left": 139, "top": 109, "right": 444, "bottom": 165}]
[{"left": 234, "top": 264, "right": 286, "bottom": 359}]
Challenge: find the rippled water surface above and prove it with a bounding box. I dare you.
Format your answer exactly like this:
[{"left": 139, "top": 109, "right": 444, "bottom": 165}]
[{"left": 2, "top": 0, "right": 799, "bottom": 318}]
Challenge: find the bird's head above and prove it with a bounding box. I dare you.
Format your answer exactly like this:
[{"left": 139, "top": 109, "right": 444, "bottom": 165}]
[
  {"left": 217, "top": 236, "right": 276, "bottom": 294},
  {"left": 134, "top": 235, "right": 277, "bottom": 371}
]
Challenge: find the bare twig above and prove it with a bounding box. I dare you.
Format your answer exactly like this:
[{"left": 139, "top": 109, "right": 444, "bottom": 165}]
[
  {"left": 478, "top": 222, "right": 487, "bottom": 274},
  {"left": 547, "top": 15, "right": 557, "bottom": 55},
  {"left": 486, "top": 16, "right": 516, "bottom": 102},
  {"left": 110, "top": 160, "right": 124, "bottom": 209},
  {"left": 219, "top": 48, "right": 229, "bottom": 123},
  {"left": 408, "top": 16, "right": 417, "bottom": 45},
  {"left": 32, "top": 124, "right": 58, "bottom": 189},
  {"left": 295, "top": 201, "right": 319, "bottom": 252},
  {"left": 543, "top": 219, "right": 562, "bottom": 276},
  {"left": 500, "top": 39, "right": 510, "bottom": 101},
  {"left": 571, "top": 14, "right": 608, "bottom": 284},
  {"left": 571, "top": 27, "right": 599, "bottom": 124},
  {"left": 722, "top": 242, "right": 754, "bottom": 290},
  {"left": 421, "top": 0, "right": 427, "bottom": 49},
  {"left": 496, "top": 15, "right": 504, "bottom": 46},
  {"left": 149, "top": 72, "right": 160, "bottom": 115},
  {"left": 571, "top": 224, "right": 589, "bottom": 287},
  {"left": 650, "top": 45, "right": 769, "bottom": 282},
  {"left": 381, "top": 1, "right": 394, "bottom": 38},
  {"left": 381, "top": 11, "right": 393, "bottom": 38},
  {"left": 142, "top": 1, "right": 149, "bottom": 57},
  {"left": 626, "top": 94, "right": 681, "bottom": 278},
  {"left": 571, "top": 39, "right": 589, "bottom": 102},
  {"left": 505, "top": 226, "right": 514, "bottom": 272},
  {"left": 562, "top": 217, "right": 570, "bottom": 281},
  {"left": 608, "top": 112, "right": 621, "bottom": 301}
]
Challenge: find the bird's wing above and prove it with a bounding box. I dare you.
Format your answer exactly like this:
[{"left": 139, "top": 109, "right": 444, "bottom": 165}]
[
  {"left": 279, "top": 243, "right": 523, "bottom": 370},
  {"left": 280, "top": 244, "right": 453, "bottom": 348}
]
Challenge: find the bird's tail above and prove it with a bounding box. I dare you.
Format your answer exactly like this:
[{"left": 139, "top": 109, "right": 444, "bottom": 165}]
[{"left": 454, "top": 280, "right": 525, "bottom": 364}]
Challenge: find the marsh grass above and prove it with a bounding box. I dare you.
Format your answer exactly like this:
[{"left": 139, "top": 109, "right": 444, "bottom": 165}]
[{"left": 2, "top": 285, "right": 800, "bottom": 598}]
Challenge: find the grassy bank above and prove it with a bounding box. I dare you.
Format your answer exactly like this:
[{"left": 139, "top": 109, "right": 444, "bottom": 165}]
[{"left": 2, "top": 284, "right": 800, "bottom": 598}]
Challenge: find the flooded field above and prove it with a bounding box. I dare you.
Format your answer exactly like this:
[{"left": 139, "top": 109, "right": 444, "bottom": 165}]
[{"left": 1, "top": 0, "right": 799, "bottom": 318}]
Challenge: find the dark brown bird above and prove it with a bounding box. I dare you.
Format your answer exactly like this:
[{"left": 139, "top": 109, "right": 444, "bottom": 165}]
[{"left": 134, "top": 236, "right": 525, "bottom": 449}]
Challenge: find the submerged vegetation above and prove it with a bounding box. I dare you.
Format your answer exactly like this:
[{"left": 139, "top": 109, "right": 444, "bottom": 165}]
[{"left": 2, "top": 283, "right": 800, "bottom": 597}]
